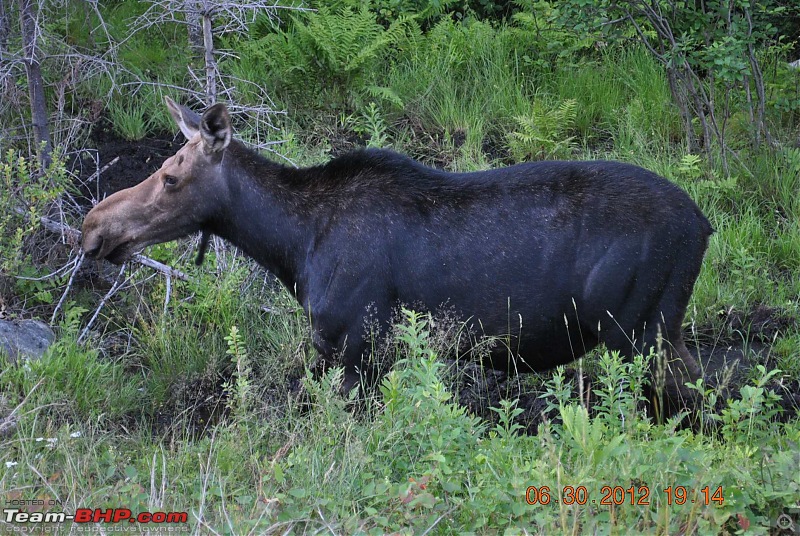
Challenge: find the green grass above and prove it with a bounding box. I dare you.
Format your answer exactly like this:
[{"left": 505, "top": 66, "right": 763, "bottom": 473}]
[
  {"left": 2, "top": 310, "right": 798, "bottom": 533},
  {"left": 2, "top": 4, "right": 800, "bottom": 534},
  {"left": 550, "top": 48, "right": 683, "bottom": 148},
  {"left": 107, "top": 97, "right": 152, "bottom": 141},
  {"left": 0, "top": 307, "right": 143, "bottom": 424},
  {"left": 385, "top": 19, "right": 537, "bottom": 161}
]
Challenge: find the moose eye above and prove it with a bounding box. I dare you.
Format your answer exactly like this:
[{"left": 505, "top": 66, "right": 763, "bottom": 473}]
[{"left": 164, "top": 175, "right": 178, "bottom": 187}]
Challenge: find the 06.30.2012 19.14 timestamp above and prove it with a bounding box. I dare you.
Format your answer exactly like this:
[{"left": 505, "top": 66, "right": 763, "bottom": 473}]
[{"left": 525, "top": 485, "right": 725, "bottom": 506}]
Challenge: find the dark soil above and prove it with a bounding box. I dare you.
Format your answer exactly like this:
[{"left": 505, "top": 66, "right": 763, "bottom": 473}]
[
  {"left": 76, "top": 122, "right": 183, "bottom": 204},
  {"left": 482, "top": 129, "right": 513, "bottom": 164},
  {"left": 727, "top": 304, "right": 797, "bottom": 344}
]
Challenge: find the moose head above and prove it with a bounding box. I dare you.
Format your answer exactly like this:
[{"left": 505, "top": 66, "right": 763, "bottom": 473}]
[{"left": 82, "top": 98, "right": 233, "bottom": 264}]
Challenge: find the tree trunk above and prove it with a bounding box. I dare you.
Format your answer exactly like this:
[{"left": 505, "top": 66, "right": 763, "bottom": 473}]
[
  {"left": 0, "top": 0, "right": 9, "bottom": 54},
  {"left": 666, "top": 67, "right": 696, "bottom": 153},
  {"left": 202, "top": 8, "right": 216, "bottom": 104},
  {"left": 185, "top": 0, "right": 203, "bottom": 60},
  {"left": 18, "top": 0, "right": 52, "bottom": 169}
]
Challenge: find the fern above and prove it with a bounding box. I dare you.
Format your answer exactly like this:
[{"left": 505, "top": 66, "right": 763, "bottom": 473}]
[
  {"left": 507, "top": 98, "right": 578, "bottom": 161},
  {"left": 359, "top": 102, "right": 390, "bottom": 148},
  {"left": 242, "top": 6, "right": 413, "bottom": 108},
  {"left": 677, "top": 153, "right": 704, "bottom": 180},
  {"left": 365, "top": 85, "right": 404, "bottom": 109}
]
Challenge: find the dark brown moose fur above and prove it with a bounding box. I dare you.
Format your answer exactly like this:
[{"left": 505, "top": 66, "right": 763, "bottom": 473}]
[{"left": 82, "top": 99, "right": 713, "bottom": 417}]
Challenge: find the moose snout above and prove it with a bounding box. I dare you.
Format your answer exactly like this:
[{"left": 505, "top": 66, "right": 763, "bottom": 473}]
[
  {"left": 81, "top": 212, "right": 105, "bottom": 259},
  {"left": 81, "top": 203, "right": 119, "bottom": 260},
  {"left": 82, "top": 231, "right": 104, "bottom": 259}
]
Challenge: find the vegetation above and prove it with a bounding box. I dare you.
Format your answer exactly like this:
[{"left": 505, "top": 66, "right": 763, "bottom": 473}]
[{"left": 1, "top": 0, "right": 799, "bottom": 533}]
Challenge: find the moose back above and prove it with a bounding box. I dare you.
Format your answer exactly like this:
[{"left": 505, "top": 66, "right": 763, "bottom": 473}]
[{"left": 82, "top": 99, "right": 712, "bottom": 413}]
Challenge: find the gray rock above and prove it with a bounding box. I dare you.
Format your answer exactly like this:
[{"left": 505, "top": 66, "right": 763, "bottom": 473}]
[{"left": 0, "top": 319, "right": 55, "bottom": 363}]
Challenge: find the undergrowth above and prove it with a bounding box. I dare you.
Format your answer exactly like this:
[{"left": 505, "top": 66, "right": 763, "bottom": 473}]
[{"left": 1, "top": 309, "right": 798, "bottom": 533}]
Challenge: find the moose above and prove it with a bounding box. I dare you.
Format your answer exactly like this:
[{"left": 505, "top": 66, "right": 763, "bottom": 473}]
[{"left": 82, "top": 98, "right": 712, "bottom": 416}]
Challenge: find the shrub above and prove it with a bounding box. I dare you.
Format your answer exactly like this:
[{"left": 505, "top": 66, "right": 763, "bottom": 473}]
[{"left": 0, "top": 149, "right": 70, "bottom": 277}]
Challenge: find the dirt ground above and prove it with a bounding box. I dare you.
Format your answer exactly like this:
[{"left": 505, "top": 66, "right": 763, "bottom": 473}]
[{"left": 77, "top": 124, "right": 183, "bottom": 201}]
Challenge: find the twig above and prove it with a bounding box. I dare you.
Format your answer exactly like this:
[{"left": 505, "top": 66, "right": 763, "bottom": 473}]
[
  {"left": 316, "top": 507, "right": 337, "bottom": 535},
  {"left": 129, "top": 253, "right": 189, "bottom": 281},
  {"left": 50, "top": 251, "right": 84, "bottom": 323},
  {"left": 35, "top": 214, "right": 81, "bottom": 244},
  {"left": 77, "top": 263, "right": 128, "bottom": 344},
  {"left": 419, "top": 510, "right": 451, "bottom": 536},
  {"left": 27, "top": 461, "right": 63, "bottom": 506},
  {"left": 13, "top": 253, "right": 80, "bottom": 281},
  {"left": 163, "top": 273, "right": 171, "bottom": 316},
  {"left": 86, "top": 155, "right": 119, "bottom": 201},
  {"left": 0, "top": 379, "right": 44, "bottom": 439}
]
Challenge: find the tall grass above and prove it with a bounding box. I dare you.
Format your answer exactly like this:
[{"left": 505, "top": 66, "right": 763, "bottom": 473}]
[
  {"left": 129, "top": 260, "right": 308, "bottom": 414},
  {"left": 386, "top": 19, "right": 536, "bottom": 159},
  {"left": 561, "top": 49, "right": 680, "bottom": 146}
]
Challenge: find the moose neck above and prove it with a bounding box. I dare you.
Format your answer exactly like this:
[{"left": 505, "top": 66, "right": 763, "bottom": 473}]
[{"left": 210, "top": 143, "right": 314, "bottom": 299}]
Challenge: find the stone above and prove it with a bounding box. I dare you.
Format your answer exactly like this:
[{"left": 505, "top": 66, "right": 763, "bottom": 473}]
[{"left": 0, "top": 319, "right": 55, "bottom": 364}]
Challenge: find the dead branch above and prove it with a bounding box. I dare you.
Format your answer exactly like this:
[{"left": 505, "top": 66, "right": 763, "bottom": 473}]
[
  {"left": 123, "top": 0, "right": 300, "bottom": 151},
  {"left": 51, "top": 251, "right": 84, "bottom": 323},
  {"left": 78, "top": 263, "right": 129, "bottom": 344},
  {"left": 130, "top": 253, "right": 189, "bottom": 281},
  {"left": 2, "top": 0, "right": 123, "bottom": 161}
]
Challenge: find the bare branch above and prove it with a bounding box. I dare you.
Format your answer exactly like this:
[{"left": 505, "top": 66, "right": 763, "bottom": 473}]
[
  {"left": 78, "top": 263, "right": 129, "bottom": 344},
  {"left": 51, "top": 251, "right": 85, "bottom": 323},
  {"left": 130, "top": 253, "right": 190, "bottom": 281}
]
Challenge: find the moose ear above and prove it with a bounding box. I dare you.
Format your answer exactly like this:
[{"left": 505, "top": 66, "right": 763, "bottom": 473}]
[
  {"left": 165, "top": 96, "right": 201, "bottom": 140},
  {"left": 200, "top": 103, "right": 232, "bottom": 154}
]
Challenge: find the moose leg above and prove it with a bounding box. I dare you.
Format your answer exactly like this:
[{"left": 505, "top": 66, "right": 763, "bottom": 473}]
[
  {"left": 310, "top": 320, "right": 382, "bottom": 396},
  {"left": 640, "top": 324, "right": 702, "bottom": 419},
  {"left": 643, "top": 246, "right": 706, "bottom": 419},
  {"left": 600, "top": 320, "right": 700, "bottom": 421}
]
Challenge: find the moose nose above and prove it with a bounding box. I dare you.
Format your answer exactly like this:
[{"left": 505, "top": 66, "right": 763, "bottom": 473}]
[{"left": 82, "top": 234, "right": 104, "bottom": 259}]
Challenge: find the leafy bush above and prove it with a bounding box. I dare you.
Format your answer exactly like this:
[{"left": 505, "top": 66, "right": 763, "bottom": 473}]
[
  {"left": 510, "top": 0, "right": 600, "bottom": 69},
  {"left": 0, "top": 150, "right": 70, "bottom": 276},
  {"left": 376, "top": 310, "right": 485, "bottom": 479},
  {"left": 366, "top": 0, "right": 462, "bottom": 27},
  {"left": 557, "top": 0, "right": 789, "bottom": 166}
]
